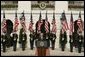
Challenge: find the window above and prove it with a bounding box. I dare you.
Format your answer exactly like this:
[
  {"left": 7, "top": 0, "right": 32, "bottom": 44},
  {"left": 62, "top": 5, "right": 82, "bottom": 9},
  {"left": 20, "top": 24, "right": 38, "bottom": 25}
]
[
  {"left": 68, "top": 1, "right": 84, "bottom": 11},
  {"left": 1, "top": 1, "right": 18, "bottom": 10}
]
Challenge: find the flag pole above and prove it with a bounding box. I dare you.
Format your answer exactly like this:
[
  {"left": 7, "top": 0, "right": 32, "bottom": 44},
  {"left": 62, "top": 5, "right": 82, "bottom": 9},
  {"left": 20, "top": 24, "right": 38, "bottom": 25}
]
[{"left": 46, "top": 10, "right": 48, "bottom": 21}]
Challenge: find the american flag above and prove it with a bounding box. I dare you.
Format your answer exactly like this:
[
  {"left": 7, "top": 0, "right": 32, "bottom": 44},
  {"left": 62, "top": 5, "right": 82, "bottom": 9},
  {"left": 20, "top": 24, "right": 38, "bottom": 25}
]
[
  {"left": 29, "top": 22, "right": 33, "bottom": 32},
  {"left": 77, "top": 19, "right": 83, "bottom": 32},
  {"left": 51, "top": 12, "right": 56, "bottom": 34},
  {"left": 45, "top": 11, "right": 49, "bottom": 33},
  {"left": 37, "top": 20, "right": 43, "bottom": 32},
  {"left": 77, "top": 12, "right": 83, "bottom": 33},
  {"left": 37, "top": 11, "right": 43, "bottom": 32},
  {"left": 28, "top": 13, "right": 34, "bottom": 32},
  {"left": 69, "top": 12, "right": 74, "bottom": 35},
  {"left": 20, "top": 11, "right": 26, "bottom": 32},
  {"left": 13, "top": 11, "right": 19, "bottom": 32},
  {"left": 2, "top": 11, "right": 7, "bottom": 33},
  {"left": 61, "top": 12, "right": 69, "bottom": 34},
  {"left": 45, "top": 20, "right": 49, "bottom": 33}
]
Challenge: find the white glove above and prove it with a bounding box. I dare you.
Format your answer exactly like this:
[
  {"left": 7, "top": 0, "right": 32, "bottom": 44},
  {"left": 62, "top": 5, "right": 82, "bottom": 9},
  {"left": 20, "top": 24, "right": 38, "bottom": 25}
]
[
  {"left": 71, "top": 39, "right": 73, "bottom": 42},
  {"left": 46, "top": 37, "right": 48, "bottom": 39},
  {"left": 3, "top": 39, "right": 5, "bottom": 42},
  {"left": 2, "top": 33, "right": 5, "bottom": 35},
  {"left": 23, "top": 38, "right": 25, "bottom": 40},
  {"left": 79, "top": 40, "right": 81, "bottom": 42},
  {"left": 10, "top": 33, "right": 13, "bottom": 37},
  {"left": 14, "top": 38, "right": 16, "bottom": 41},
  {"left": 62, "top": 38, "right": 64, "bottom": 40},
  {"left": 53, "top": 38, "right": 55, "bottom": 40}
]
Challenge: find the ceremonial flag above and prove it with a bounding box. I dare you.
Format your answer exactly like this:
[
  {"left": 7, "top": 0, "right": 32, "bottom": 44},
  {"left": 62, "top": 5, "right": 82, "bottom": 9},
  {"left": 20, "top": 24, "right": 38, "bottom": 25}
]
[
  {"left": 38, "top": 20, "right": 43, "bottom": 32},
  {"left": 13, "top": 11, "right": 19, "bottom": 32},
  {"left": 2, "top": 11, "right": 7, "bottom": 33},
  {"left": 37, "top": 12, "right": 43, "bottom": 32},
  {"left": 77, "top": 12, "right": 83, "bottom": 32},
  {"left": 20, "top": 11, "right": 26, "bottom": 32},
  {"left": 45, "top": 11, "right": 49, "bottom": 33},
  {"left": 28, "top": 12, "right": 34, "bottom": 32},
  {"left": 61, "top": 11, "right": 69, "bottom": 34},
  {"left": 51, "top": 12, "right": 57, "bottom": 34},
  {"left": 69, "top": 12, "right": 74, "bottom": 35}
]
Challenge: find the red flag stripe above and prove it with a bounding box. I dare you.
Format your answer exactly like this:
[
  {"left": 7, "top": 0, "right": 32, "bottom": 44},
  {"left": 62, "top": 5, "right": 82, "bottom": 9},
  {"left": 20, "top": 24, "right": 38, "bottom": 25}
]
[
  {"left": 38, "top": 21, "right": 43, "bottom": 31},
  {"left": 28, "top": 22, "right": 34, "bottom": 32},
  {"left": 20, "top": 16, "right": 26, "bottom": 32},
  {"left": 61, "top": 20, "right": 69, "bottom": 34},
  {"left": 13, "top": 18, "right": 19, "bottom": 32},
  {"left": 77, "top": 19, "right": 83, "bottom": 32},
  {"left": 45, "top": 20, "right": 49, "bottom": 33},
  {"left": 51, "top": 20, "right": 57, "bottom": 33},
  {"left": 2, "top": 19, "right": 7, "bottom": 33}
]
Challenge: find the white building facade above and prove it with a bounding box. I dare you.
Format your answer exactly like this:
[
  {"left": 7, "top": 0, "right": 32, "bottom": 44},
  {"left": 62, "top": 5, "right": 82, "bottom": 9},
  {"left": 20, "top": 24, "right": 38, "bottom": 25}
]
[{"left": 1, "top": 1, "right": 84, "bottom": 48}]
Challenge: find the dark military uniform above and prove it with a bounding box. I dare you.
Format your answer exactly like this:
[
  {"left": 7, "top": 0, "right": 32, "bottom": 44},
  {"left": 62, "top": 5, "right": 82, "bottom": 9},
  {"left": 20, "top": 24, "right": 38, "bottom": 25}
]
[
  {"left": 12, "top": 33, "right": 18, "bottom": 51},
  {"left": 19, "top": 28, "right": 27, "bottom": 51},
  {"left": 73, "top": 20, "right": 79, "bottom": 48},
  {"left": 77, "top": 33, "right": 83, "bottom": 53},
  {"left": 6, "top": 19, "right": 13, "bottom": 47},
  {"left": 82, "top": 35, "right": 84, "bottom": 51},
  {"left": 29, "top": 32, "right": 35, "bottom": 50},
  {"left": 19, "top": 28, "right": 23, "bottom": 44},
  {"left": 19, "top": 28, "right": 23, "bottom": 48},
  {"left": 69, "top": 35, "right": 73, "bottom": 52},
  {"left": 22, "top": 32, "right": 27, "bottom": 51},
  {"left": 45, "top": 33, "right": 50, "bottom": 48},
  {"left": 2, "top": 34, "right": 7, "bottom": 52},
  {"left": 50, "top": 33, "right": 56, "bottom": 50},
  {"left": 52, "top": 34, "right": 56, "bottom": 50},
  {"left": 59, "top": 31, "right": 67, "bottom": 51},
  {"left": 73, "top": 20, "right": 84, "bottom": 53},
  {"left": 6, "top": 34, "right": 11, "bottom": 48}
]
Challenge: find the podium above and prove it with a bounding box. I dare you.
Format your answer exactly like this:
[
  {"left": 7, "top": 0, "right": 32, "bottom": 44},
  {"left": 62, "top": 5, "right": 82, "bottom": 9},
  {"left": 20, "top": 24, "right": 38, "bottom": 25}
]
[
  {"left": 35, "top": 40, "right": 49, "bottom": 56},
  {"left": 37, "top": 47, "right": 47, "bottom": 56}
]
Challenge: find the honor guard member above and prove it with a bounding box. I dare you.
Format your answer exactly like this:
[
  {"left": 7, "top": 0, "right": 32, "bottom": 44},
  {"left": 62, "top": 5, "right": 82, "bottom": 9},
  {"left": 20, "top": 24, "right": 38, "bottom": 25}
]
[
  {"left": 73, "top": 20, "right": 83, "bottom": 53},
  {"left": 60, "top": 30, "right": 67, "bottom": 51},
  {"left": 12, "top": 32, "right": 18, "bottom": 51},
  {"left": 2, "top": 33, "right": 7, "bottom": 52},
  {"left": 59, "top": 12, "right": 68, "bottom": 51},
  {"left": 76, "top": 12, "right": 84, "bottom": 53},
  {"left": 45, "top": 33, "right": 50, "bottom": 49},
  {"left": 29, "top": 31, "right": 35, "bottom": 50},
  {"left": 77, "top": 30, "right": 83, "bottom": 53},
  {"left": 6, "top": 19, "right": 13, "bottom": 47},
  {"left": 73, "top": 20, "right": 79, "bottom": 48},
  {"left": 19, "top": 28, "right": 23, "bottom": 48},
  {"left": 51, "top": 11, "right": 57, "bottom": 50},
  {"left": 29, "top": 12, "right": 34, "bottom": 50},
  {"left": 22, "top": 31, "right": 27, "bottom": 51},
  {"left": 69, "top": 12, "right": 74, "bottom": 52},
  {"left": 51, "top": 33, "right": 56, "bottom": 50}
]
